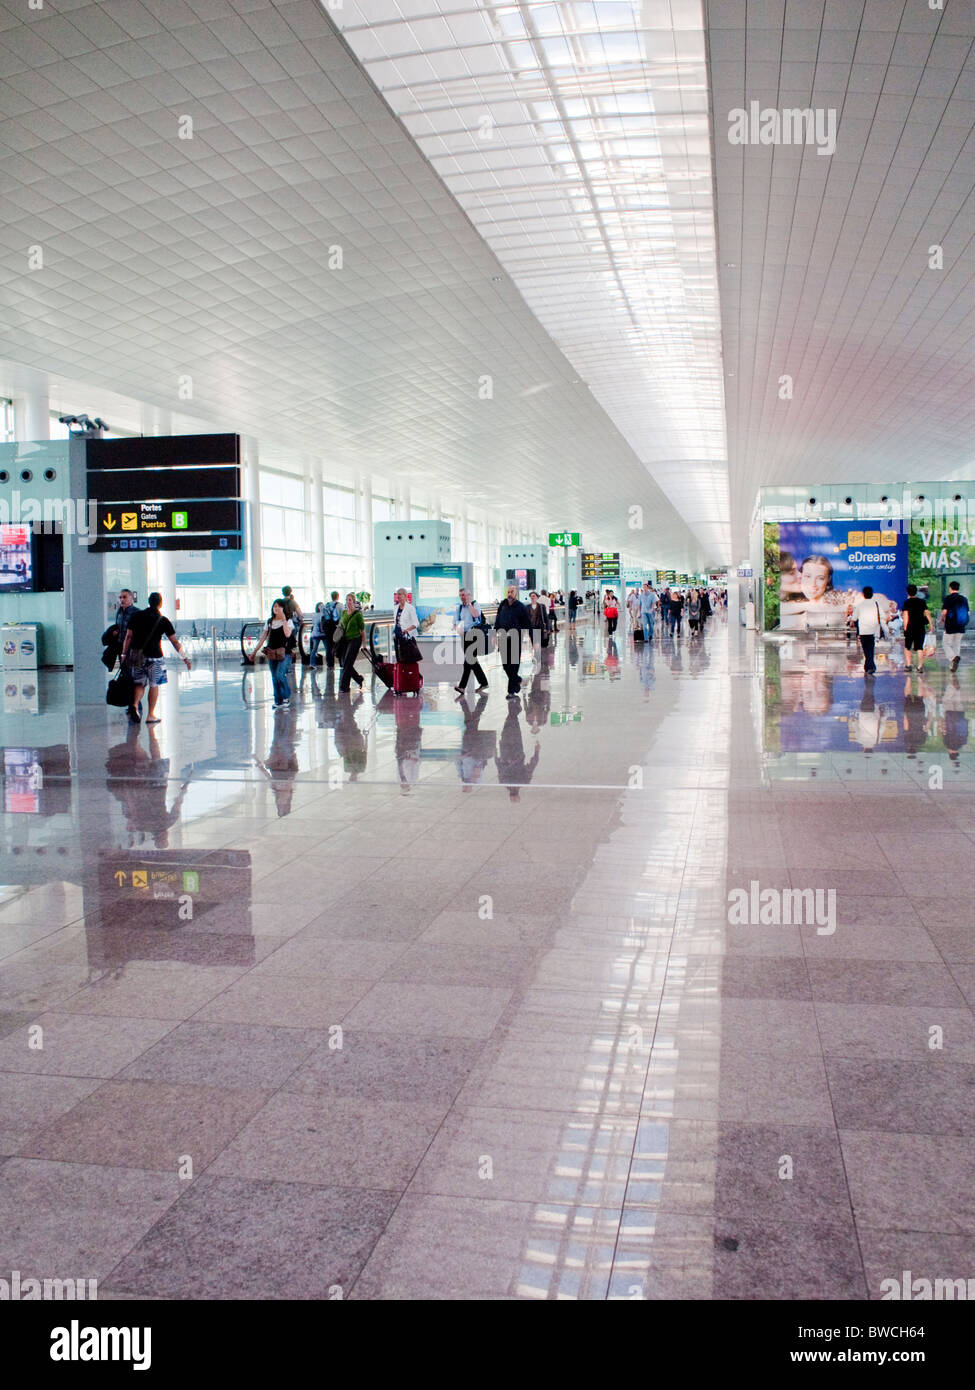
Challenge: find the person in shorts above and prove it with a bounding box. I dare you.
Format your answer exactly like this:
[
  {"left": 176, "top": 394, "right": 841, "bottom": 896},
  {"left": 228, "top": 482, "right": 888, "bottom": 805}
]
[
  {"left": 940, "top": 580, "right": 968, "bottom": 672},
  {"left": 122, "top": 592, "right": 191, "bottom": 725},
  {"left": 902, "top": 583, "right": 933, "bottom": 671}
]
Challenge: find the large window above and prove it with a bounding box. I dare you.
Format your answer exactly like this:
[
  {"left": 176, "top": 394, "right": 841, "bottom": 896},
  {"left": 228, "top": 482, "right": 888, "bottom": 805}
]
[
  {"left": 323, "top": 483, "right": 365, "bottom": 594},
  {"left": 260, "top": 469, "right": 312, "bottom": 614}
]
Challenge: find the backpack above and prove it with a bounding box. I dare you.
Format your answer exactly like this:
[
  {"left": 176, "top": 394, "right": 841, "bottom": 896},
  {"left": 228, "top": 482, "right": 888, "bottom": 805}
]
[
  {"left": 955, "top": 597, "right": 970, "bottom": 629},
  {"left": 459, "top": 602, "right": 488, "bottom": 632}
]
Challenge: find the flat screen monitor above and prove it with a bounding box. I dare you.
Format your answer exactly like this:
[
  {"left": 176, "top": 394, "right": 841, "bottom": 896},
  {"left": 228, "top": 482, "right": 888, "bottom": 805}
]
[
  {"left": 32, "top": 525, "right": 64, "bottom": 592},
  {"left": 506, "top": 567, "right": 536, "bottom": 592},
  {"left": 0, "top": 526, "right": 32, "bottom": 593}
]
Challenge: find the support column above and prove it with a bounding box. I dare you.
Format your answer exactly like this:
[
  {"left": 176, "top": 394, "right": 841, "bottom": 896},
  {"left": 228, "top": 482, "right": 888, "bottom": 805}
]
[
  {"left": 242, "top": 438, "right": 263, "bottom": 617},
  {"left": 13, "top": 391, "right": 50, "bottom": 441},
  {"left": 310, "top": 457, "right": 325, "bottom": 601},
  {"left": 361, "top": 475, "right": 374, "bottom": 597}
]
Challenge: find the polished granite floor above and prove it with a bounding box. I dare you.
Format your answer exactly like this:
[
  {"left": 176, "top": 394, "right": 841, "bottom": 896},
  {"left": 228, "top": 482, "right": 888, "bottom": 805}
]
[{"left": 1, "top": 612, "right": 974, "bottom": 1300}]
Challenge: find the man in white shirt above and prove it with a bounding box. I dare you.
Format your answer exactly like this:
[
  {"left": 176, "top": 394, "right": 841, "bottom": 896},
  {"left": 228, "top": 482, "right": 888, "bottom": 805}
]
[{"left": 851, "top": 584, "right": 882, "bottom": 676}]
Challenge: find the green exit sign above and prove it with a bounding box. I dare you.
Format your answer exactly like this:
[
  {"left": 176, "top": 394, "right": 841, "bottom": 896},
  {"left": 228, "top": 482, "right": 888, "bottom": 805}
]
[{"left": 549, "top": 531, "right": 580, "bottom": 547}]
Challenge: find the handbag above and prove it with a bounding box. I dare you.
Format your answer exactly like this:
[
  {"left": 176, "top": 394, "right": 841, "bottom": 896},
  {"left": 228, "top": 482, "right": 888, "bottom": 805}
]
[
  {"left": 396, "top": 633, "right": 422, "bottom": 664},
  {"left": 266, "top": 647, "right": 286, "bottom": 661},
  {"left": 106, "top": 667, "right": 135, "bottom": 707}
]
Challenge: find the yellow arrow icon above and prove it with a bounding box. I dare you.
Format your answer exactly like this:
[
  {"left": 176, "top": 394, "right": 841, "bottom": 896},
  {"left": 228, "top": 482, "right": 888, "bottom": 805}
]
[
  {"left": 104, "top": 515, "right": 116, "bottom": 530},
  {"left": 113, "top": 870, "right": 126, "bottom": 885}
]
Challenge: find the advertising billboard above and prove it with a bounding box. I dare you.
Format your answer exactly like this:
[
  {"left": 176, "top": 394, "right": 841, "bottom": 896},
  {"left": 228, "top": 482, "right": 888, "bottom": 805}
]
[
  {"left": 412, "top": 562, "right": 473, "bottom": 635},
  {"left": 765, "top": 521, "right": 908, "bottom": 632}
]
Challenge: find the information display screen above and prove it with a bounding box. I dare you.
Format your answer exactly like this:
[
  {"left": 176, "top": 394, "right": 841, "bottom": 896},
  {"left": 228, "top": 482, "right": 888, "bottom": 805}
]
[{"left": 0, "top": 526, "right": 32, "bottom": 593}]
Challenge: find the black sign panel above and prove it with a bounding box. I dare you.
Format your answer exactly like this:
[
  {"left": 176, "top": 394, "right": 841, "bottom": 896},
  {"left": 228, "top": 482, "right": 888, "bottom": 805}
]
[
  {"left": 86, "top": 434, "right": 240, "bottom": 471},
  {"left": 87, "top": 466, "right": 240, "bottom": 502},
  {"left": 95, "top": 500, "right": 241, "bottom": 538},
  {"left": 89, "top": 533, "right": 243, "bottom": 554}
]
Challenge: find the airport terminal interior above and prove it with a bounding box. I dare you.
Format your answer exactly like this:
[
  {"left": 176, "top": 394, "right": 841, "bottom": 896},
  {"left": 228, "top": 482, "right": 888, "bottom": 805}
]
[{"left": 1, "top": 0, "right": 975, "bottom": 1306}]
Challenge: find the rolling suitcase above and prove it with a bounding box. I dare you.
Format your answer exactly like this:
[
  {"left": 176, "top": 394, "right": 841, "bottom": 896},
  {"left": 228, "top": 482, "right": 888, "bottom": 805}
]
[
  {"left": 633, "top": 626, "right": 644, "bottom": 642},
  {"left": 362, "top": 644, "right": 395, "bottom": 689},
  {"left": 393, "top": 662, "right": 423, "bottom": 696}
]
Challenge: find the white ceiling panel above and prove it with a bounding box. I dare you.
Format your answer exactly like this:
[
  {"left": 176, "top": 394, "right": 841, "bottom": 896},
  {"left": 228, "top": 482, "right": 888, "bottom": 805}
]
[
  {"left": 708, "top": 0, "right": 975, "bottom": 556},
  {"left": 328, "top": 0, "right": 731, "bottom": 563},
  {"left": 0, "top": 0, "right": 708, "bottom": 567}
]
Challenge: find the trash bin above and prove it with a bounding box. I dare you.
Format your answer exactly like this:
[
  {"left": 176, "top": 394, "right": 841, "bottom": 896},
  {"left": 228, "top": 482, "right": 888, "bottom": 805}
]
[{"left": 1, "top": 622, "right": 40, "bottom": 670}]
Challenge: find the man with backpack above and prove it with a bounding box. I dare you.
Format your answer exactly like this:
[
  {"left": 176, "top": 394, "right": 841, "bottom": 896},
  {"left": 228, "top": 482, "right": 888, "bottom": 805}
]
[
  {"left": 454, "top": 588, "right": 490, "bottom": 694},
  {"left": 319, "top": 590, "right": 343, "bottom": 669},
  {"left": 940, "top": 581, "right": 969, "bottom": 672}
]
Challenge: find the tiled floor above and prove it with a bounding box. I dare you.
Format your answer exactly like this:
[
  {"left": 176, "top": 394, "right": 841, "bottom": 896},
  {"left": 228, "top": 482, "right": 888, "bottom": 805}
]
[{"left": 1, "top": 612, "right": 974, "bottom": 1299}]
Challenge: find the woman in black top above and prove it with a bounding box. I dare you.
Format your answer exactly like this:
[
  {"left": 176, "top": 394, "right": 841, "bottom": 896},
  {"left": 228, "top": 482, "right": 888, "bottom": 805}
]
[{"left": 902, "top": 584, "right": 933, "bottom": 671}]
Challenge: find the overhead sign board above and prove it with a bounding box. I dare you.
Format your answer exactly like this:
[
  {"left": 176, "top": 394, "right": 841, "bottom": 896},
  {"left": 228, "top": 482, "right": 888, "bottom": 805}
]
[
  {"left": 90, "top": 534, "right": 242, "bottom": 554},
  {"left": 581, "top": 551, "right": 620, "bottom": 579},
  {"left": 95, "top": 501, "right": 240, "bottom": 537},
  {"left": 87, "top": 467, "right": 240, "bottom": 502},
  {"left": 548, "top": 531, "right": 580, "bottom": 547},
  {"left": 86, "top": 434, "right": 240, "bottom": 471}
]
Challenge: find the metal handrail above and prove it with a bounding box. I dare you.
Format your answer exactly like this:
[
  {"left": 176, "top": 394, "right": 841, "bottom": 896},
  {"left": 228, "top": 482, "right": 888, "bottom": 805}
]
[{"left": 241, "top": 604, "right": 503, "bottom": 664}]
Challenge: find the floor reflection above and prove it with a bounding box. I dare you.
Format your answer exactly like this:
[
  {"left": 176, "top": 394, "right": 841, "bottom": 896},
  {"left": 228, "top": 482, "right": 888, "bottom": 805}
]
[{"left": 764, "top": 642, "right": 974, "bottom": 768}]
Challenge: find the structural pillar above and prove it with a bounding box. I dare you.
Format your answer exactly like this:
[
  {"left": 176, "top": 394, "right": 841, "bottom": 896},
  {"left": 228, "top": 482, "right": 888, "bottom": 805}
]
[
  {"left": 242, "top": 438, "right": 263, "bottom": 617},
  {"left": 310, "top": 457, "right": 325, "bottom": 599},
  {"left": 13, "top": 391, "right": 50, "bottom": 441}
]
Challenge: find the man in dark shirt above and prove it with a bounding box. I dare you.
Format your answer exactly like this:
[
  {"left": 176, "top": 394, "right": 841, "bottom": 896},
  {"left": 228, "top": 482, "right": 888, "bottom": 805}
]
[
  {"left": 122, "top": 592, "right": 192, "bottom": 725},
  {"left": 940, "top": 580, "right": 969, "bottom": 672},
  {"left": 494, "top": 584, "right": 530, "bottom": 697},
  {"left": 902, "top": 584, "right": 933, "bottom": 671}
]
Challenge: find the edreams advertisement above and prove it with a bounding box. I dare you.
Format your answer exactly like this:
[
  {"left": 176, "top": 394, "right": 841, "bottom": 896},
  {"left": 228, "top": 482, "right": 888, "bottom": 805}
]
[{"left": 765, "top": 520, "right": 908, "bottom": 632}]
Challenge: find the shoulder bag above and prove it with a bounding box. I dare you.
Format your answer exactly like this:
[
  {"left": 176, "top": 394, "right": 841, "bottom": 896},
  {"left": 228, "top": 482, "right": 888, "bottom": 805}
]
[{"left": 127, "top": 615, "right": 165, "bottom": 669}]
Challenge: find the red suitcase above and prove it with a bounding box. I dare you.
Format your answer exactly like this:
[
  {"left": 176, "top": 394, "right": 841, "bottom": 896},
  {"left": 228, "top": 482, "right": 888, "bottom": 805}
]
[
  {"left": 361, "top": 633, "right": 395, "bottom": 688},
  {"left": 393, "top": 662, "right": 423, "bottom": 696}
]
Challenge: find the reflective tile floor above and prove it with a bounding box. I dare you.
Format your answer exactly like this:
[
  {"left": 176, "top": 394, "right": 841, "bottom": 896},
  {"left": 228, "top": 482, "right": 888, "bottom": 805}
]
[{"left": 1, "top": 613, "right": 974, "bottom": 1299}]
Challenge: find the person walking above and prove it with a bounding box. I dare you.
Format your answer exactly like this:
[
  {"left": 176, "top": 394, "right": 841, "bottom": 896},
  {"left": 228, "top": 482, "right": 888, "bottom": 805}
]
[
  {"left": 319, "top": 590, "right": 343, "bottom": 669},
  {"left": 687, "top": 588, "right": 701, "bottom": 635},
  {"left": 102, "top": 588, "right": 140, "bottom": 712},
  {"left": 393, "top": 587, "right": 420, "bottom": 654},
  {"left": 851, "top": 584, "right": 883, "bottom": 676},
  {"left": 307, "top": 603, "right": 328, "bottom": 669},
  {"left": 454, "top": 588, "right": 490, "bottom": 694},
  {"left": 252, "top": 599, "right": 294, "bottom": 708},
  {"left": 603, "top": 591, "right": 619, "bottom": 635},
  {"left": 122, "top": 591, "right": 192, "bottom": 724},
  {"left": 940, "top": 580, "right": 969, "bottom": 672},
  {"left": 699, "top": 587, "right": 712, "bottom": 628},
  {"left": 670, "top": 589, "right": 684, "bottom": 635},
  {"left": 640, "top": 582, "right": 657, "bottom": 641},
  {"left": 526, "top": 590, "right": 550, "bottom": 653},
  {"left": 567, "top": 589, "right": 580, "bottom": 626},
  {"left": 548, "top": 589, "right": 558, "bottom": 633},
  {"left": 337, "top": 591, "right": 365, "bottom": 692},
  {"left": 902, "top": 583, "right": 934, "bottom": 671},
  {"left": 494, "top": 583, "right": 530, "bottom": 698}
]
